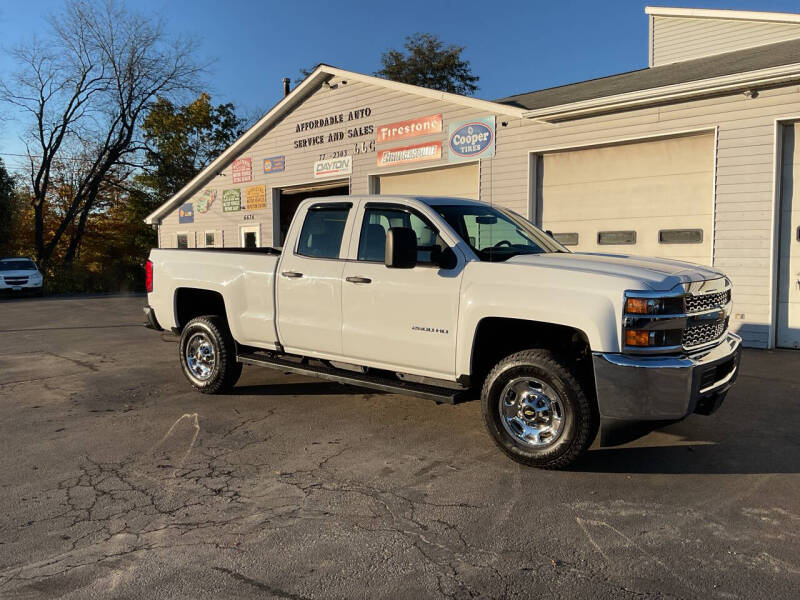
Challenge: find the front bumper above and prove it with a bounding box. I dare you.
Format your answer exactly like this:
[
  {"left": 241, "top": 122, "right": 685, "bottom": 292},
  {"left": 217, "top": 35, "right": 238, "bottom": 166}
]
[{"left": 592, "top": 332, "right": 742, "bottom": 425}]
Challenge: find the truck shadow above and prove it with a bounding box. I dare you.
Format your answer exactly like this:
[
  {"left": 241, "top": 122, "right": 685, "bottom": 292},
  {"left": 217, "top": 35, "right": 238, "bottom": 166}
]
[{"left": 227, "top": 381, "right": 383, "bottom": 397}]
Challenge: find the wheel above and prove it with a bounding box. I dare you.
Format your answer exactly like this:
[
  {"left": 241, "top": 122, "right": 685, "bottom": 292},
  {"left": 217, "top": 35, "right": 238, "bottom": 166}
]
[
  {"left": 178, "top": 316, "right": 242, "bottom": 394},
  {"left": 481, "top": 349, "right": 597, "bottom": 469}
]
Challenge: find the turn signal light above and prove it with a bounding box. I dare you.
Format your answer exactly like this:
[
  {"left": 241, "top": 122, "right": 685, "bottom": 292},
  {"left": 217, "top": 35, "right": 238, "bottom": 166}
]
[
  {"left": 625, "top": 297, "right": 650, "bottom": 314},
  {"left": 625, "top": 330, "right": 653, "bottom": 347}
]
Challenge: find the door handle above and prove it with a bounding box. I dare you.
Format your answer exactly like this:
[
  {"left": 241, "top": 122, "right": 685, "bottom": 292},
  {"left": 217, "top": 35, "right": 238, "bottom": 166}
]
[
  {"left": 281, "top": 271, "right": 303, "bottom": 278},
  {"left": 346, "top": 276, "right": 372, "bottom": 284}
]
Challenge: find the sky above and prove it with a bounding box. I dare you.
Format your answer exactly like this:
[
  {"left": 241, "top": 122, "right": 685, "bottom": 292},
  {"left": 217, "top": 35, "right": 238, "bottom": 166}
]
[{"left": 2, "top": 0, "right": 800, "bottom": 171}]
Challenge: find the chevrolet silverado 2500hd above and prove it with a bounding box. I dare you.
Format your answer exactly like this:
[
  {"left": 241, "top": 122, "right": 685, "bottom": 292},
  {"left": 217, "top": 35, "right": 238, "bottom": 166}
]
[{"left": 144, "top": 195, "right": 741, "bottom": 469}]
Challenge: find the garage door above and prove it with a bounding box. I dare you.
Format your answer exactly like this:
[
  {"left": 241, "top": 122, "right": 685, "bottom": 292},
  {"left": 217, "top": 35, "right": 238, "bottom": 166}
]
[
  {"left": 539, "top": 133, "right": 715, "bottom": 265},
  {"left": 376, "top": 163, "right": 479, "bottom": 200},
  {"left": 777, "top": 123, "right": 800, "bottom": 349}
]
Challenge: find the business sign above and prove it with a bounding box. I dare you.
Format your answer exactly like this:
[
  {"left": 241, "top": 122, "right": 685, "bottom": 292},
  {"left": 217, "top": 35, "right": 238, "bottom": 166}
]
[
  {"left": 448, "top": 116, "right": 495, "bottom": 162},
  {"left": 222, "top": 188, "right": 241, "bottom": 212},
  {"left": 231, "top": 157, "right": 252, "bottom": 184},
  {"left": 263, "top": 155, "right": 285, "bottom": 174},
  {"left": 376, "top": 113, "right": 442, "bottom": 144},
  {"left": 377, "top": 141, "right": 442, "bottom": 167},
  {"left": 196, "top": 189, "right": 216, "bottom": 214},
  {"left": 245, "top": 185, "right": 267, "bottom": 210},
  {"left": 178, "top": 202, "right": 194, "bottom": 224},
  {"left": 314, "top": 155, "right": 352, "bottom": 178}
]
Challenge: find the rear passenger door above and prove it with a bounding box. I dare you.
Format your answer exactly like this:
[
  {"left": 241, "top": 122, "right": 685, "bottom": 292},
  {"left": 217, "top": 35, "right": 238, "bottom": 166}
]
[{"left": 276, "top": 201, "right": 354, "bottom": 356}]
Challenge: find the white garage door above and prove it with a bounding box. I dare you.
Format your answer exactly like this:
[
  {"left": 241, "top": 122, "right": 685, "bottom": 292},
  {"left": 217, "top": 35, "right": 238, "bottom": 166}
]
[
  {"left": 376, "top": 163, "right": 479, "bottom": 200},
  {"left": 777, "top": 123, "right": 800, "bottom": 349},
  {"left": 539, "top": 133, "right": 715, "bottom": 265}
]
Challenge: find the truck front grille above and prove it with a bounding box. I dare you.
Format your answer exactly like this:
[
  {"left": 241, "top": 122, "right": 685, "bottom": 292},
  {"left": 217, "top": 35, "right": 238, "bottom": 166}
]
[
  {"left": 685, "top": 289, "right": 731, "bottom": 313},
  {"left": 683, "top": 317, "right": 729, "bottom": 349}
]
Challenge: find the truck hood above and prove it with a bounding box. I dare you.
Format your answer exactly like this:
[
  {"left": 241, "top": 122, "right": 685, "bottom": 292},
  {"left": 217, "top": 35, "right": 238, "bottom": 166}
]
[{"left": 506, "top": 252, "right": 724, "bottom": 291}]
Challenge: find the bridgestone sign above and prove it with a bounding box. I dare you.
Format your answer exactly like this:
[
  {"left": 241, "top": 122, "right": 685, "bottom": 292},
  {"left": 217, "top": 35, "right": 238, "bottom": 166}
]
[{"left": 377, "top": 141, "right": 442, "bottom": 167}]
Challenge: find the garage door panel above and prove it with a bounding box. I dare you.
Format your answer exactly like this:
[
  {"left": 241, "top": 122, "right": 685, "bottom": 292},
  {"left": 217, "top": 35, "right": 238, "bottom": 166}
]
[
  {"left": 541, "top": 133, "right": 715, "bottom": 266},
  {"left": 377, "top": 163, "right": 479, "bottom": 200}
]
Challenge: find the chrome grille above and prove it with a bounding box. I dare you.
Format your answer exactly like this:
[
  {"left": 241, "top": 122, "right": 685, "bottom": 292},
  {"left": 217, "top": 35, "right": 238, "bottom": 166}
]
[
  {"left": 683, "top": 317, "right": 729, "bottom": 349},
  {"left": 685, "top": 290, "right": 731, "bottom": 313}
]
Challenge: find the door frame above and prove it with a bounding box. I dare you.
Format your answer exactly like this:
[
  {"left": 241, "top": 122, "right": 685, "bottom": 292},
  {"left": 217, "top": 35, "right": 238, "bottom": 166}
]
[
  {"left": 239, "top": 224, "right": 261, "bottom": 248},
  {"left": 771, "top": 117, "right": 800, "bottom": 349}
]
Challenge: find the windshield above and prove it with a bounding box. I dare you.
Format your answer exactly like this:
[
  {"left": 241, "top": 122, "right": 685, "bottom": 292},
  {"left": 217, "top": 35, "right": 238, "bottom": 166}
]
[
  {"left": 0, "top": 259, "right": 37, "bottom": 271},
  {"left": 434, "top": 204, "right": 568, "bottom": 262}
]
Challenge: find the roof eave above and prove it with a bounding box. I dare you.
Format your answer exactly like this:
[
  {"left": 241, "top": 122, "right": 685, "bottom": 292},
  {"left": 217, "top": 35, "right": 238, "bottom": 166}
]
[
  {"left": 645, "top": 6, "right": 800, "bottom": 25},
  {"left": 522, "top": 63, "right": 800, "bottom": 122}
]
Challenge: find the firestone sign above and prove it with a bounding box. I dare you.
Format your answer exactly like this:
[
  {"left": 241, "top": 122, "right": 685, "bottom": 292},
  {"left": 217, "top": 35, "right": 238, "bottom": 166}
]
[
  {"left": 377, "top": 114, "right": 442, "bottom": 143},
  {"left": 448, "top": 116, "right": 495, "bottom": 162}
]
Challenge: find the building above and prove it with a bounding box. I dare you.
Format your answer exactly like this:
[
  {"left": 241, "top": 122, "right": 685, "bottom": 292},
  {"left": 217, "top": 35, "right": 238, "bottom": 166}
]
[{"left": 145, "top": 5, "right": 800, "bottom": 350}]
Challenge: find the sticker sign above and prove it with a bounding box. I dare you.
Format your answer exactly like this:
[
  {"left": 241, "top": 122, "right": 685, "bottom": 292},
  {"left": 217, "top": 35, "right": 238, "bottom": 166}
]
[
  {"left": 245, "top": 185, "right": 267, "bottom": 210},
  {"left": 314, "top": 155, "right": 352, "bottom": 178},
  {"left": 448, "top": 116, "right": 495, "bottom": 162},
  {"left": 376, "top": 113, "right": 442, "bottom": 144},
  {"left": 222, "top": 188, "right": 241, "bottom": 212},
  {"left": 263, "top": 155, "right": 285, "bottom": 174},
  {"left": 377, "top": 141, "right": 442, "bottom": 167},
  {"left": 231, "top": 157, "right": 252, "bottom": 184},
  {"left": 178, "top": 202, "right": 194, "bottom": 224},
  {"left": 196, "top": 189, "right": 216, "bottom": 214}
]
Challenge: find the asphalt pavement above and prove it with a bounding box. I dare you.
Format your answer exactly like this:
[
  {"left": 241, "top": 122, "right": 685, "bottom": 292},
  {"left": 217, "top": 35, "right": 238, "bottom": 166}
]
[{"left": 0, "top": 295, "right": 798, "bottom": 599}]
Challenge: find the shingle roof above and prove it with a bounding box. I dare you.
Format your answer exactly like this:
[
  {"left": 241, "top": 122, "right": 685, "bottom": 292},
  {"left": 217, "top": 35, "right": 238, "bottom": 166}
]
[{"left": 495, "top": 37, "right": 800, "bottom": 111}]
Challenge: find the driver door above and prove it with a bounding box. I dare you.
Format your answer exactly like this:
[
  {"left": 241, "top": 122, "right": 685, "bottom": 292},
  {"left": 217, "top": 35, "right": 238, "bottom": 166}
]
[{"left": 340, "top": 201, "right": 464, "bottom": 380}]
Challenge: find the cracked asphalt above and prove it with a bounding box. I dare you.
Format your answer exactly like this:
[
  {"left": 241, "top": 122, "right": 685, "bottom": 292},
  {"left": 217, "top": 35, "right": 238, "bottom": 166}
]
[{"left": 0, "top": 295, "right": 799, "bottom": 599}]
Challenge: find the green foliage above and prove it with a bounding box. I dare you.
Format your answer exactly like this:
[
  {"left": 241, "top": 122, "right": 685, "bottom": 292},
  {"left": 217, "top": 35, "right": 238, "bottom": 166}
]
[
  {"left": 136, "top": 93, "right": 247, "bottom": 204},
  {"left": 0, "top": 159, "right": 26, "bottom": 257},
  {"left": 375, "top": 33, "right": 479, "bottom": 96}
]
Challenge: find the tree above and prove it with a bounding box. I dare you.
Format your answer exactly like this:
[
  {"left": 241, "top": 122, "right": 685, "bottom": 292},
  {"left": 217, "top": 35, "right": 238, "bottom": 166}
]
[
  {"left": 0, "top": 0, "right": 201, "bottom": 267},
  {"left": 0, "top": 159, "right": 18, "bottom": 256},
  {"left": 375, "top": 33, "right": 479, "bottom": 96},
  {"left": 136, "top": 93, "right": 246, "bottom": 204}
]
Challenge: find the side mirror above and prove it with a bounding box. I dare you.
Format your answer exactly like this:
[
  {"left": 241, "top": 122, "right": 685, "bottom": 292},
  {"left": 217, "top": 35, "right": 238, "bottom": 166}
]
[{"left": 385, "top": 227, "right": 417, "bottom": 268}]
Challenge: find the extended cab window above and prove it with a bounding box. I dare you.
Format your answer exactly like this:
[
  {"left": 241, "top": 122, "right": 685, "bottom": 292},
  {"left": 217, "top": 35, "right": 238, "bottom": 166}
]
[
  {"left": 357, "top": 206, "right": 444, "bottom": 264},
  {"left": 296, "top": 205, "right": 350, "bottom": 259}
]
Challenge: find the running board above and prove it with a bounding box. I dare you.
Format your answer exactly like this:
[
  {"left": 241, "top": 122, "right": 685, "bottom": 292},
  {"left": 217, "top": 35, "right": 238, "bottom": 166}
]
[{"left": 236, "top": 351, "right": 469, "bottom": 404}]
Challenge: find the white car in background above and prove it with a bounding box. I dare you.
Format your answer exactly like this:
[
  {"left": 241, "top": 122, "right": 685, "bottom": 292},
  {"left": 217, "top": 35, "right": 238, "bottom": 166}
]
[{"left": 0, "top": 258, "right": 44, "bottom": 296}]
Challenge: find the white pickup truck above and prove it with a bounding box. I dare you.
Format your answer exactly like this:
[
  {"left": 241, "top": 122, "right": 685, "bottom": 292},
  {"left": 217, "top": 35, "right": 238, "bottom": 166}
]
[{"left": 144, "top": 195, "right": 741, "bottom": 469}]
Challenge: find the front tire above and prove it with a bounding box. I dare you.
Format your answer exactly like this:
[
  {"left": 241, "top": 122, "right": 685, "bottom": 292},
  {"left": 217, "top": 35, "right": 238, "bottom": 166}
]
[
  {"left": 179, "top": 316, "right": 242, "bottom": 394},
  {"left": 481, "top": 349, "right": 597, "bottom": 469}
]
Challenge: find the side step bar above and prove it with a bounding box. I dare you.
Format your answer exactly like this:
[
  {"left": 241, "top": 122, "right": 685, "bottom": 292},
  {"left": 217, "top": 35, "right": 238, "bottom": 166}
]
[{"left": 236, "top": 351, "right": 470, "bottom": 404}]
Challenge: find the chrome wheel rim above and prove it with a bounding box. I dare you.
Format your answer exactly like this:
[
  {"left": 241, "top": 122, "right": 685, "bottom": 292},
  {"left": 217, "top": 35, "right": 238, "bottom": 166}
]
[
  {"left": 185, "top": 332, "right": 216, "bottom": 381},
  {"left": 499, "top": 376, "right": 565, "bottom": 447}
]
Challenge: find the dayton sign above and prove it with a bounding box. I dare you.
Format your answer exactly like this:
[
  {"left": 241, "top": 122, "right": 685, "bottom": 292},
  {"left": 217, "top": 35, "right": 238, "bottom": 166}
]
[{"left": 314, "top": 156, "right": 353, "bottom": 178}]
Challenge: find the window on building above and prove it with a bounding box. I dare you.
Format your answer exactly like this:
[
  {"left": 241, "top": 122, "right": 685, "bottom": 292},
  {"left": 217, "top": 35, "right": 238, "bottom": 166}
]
[
  {"left": 177, "top": 233, "right": 189, "bottom": 249},
  {"left": 598, "top": 230, "right": 636, "bottom": 245},
  {"left": 357, "top": 206, "right": 442, "bottom": 264},
  {"left": 553, "top": 232, "right": 579, "bottom": 246},
  {"left": 205, "top": 231, "right": 216, "bottom": 247},
  {"left": 658, "top": 229, "right": 703, "bottom": 244},
  {"left": 296, "top": 204, "right": 350, "bottom": 259}
]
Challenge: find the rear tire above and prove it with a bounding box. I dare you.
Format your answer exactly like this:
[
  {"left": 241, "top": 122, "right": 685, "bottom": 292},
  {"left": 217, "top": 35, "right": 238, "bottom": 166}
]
[
  {"left": 179, "top": 316, "right": 242, "bottom": 394},
  {"left": 481, "top": 349, "right": 597, "bottom": 469}
]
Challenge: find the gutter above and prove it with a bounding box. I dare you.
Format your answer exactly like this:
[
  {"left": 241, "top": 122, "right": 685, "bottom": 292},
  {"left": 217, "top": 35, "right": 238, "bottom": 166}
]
[{"left": 522, "top": 63, "right": 800, "bottom": 123}]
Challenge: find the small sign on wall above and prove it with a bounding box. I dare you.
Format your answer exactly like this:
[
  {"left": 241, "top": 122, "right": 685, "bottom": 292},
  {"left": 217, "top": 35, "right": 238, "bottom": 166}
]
[
  {"left": 196, "top": 189, "right": 216, "bottom": 213},
  {"left": 231, "top": 157, "right": 252, "bottom": 184},
  {"left": 264, "top": 155, "right": 285, "bottom": 173},
  {"left": 178, "top": 202, "right": 194, "bottom": 223},
  {"left": 376, "top": 114, "right": 443, "bottom": 144},
  {"left": 314, "top": 156, "right": 352, "bottom": 178},
  {"left": 448, "top": 116, "right": 495, "bottom": 162},
  {"left": 246, "top": 185, "right": 267, "bottom": 210},
  {"left": 377, "top": 141, "right": 442, "bottom": 167},
  {"left": 222, "top": 189, "right": 241, "bottom": 212}
]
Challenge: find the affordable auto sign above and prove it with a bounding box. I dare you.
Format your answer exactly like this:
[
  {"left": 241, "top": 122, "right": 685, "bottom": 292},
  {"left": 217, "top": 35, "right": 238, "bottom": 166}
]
[{"left": 448, "top": 116, "right": 495, "bottom": 162}]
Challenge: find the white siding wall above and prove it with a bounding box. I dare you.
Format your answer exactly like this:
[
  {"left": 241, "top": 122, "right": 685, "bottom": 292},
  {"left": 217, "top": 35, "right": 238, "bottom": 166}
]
[
  {"left": 158, "top": 76, "right": 800, "bottom": 348},
  {"left": 652, "top": 15, "right": 800, "bottom": 66}
]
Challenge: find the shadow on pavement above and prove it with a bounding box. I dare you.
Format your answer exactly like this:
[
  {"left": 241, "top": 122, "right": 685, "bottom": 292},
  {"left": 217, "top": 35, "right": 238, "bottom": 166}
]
[{"left": 227, "top": 380, "right": 384, "bottom": 397}]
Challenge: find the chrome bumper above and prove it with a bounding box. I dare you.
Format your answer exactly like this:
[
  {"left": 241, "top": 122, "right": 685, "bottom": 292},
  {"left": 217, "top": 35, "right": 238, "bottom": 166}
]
[{"left": 592, "top": 332, "right": 742, "bottom": 423}]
